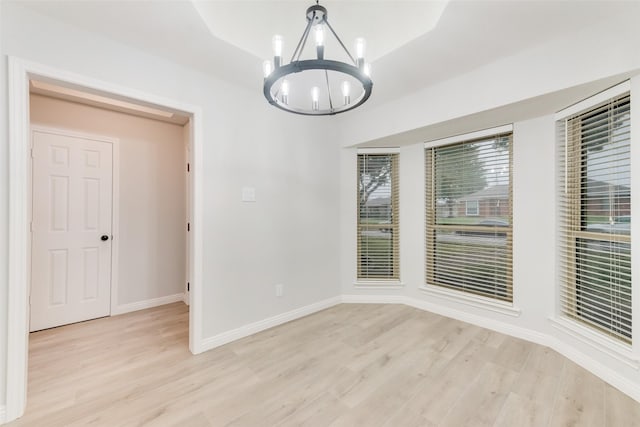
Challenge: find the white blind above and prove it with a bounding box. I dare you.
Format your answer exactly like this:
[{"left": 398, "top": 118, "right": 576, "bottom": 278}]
[
  {"left": 557, "top": 93, "right": 631, "bottom": 343},
  {"left": 426, "top": 133, "right": 513, "bottom": 301},
  {"left": 357, "top": 153, "right": 400, "bottom": 280}
]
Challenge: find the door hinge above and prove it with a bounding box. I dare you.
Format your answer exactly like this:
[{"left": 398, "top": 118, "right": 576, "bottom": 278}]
[
  {"left": 187, "top": 282, "right": 190, "bottom": 292},
  {"left": 187, "top": 163, "right": 190, "bottom": 172},
  {"left": 187, "top": 222, "right": 190, "bottom": 232},
  {"left": 30, "top": 221, "right": 33, "bottom": 232},
  {"left": 30, "top": 148, "right": 34, "bottom": 158}
]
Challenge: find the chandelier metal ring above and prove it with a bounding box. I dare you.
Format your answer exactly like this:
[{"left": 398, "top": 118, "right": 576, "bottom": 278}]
[{"left": 263, "top": 60, "right": 373, "bottom": 116}]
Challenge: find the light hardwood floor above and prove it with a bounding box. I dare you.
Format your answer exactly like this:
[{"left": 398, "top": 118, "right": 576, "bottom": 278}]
[{"left": 9, "top": 302, "right": 640, "bottom": 426}]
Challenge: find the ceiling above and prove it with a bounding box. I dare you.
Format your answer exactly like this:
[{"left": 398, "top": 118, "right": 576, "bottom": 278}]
[
  {"left": 192, "top": 1, "right": 448, "bottom": 63},
  {"left": 16, "top": 1, "right": 636, "bottom": 108}
]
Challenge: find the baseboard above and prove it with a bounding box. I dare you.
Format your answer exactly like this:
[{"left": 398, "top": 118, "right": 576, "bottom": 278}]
[
  {"left": 199, "top": 296, "right": 342, "bottom": 352},
  {"left": 402, "top": 296, "right": 549, "bottom": 347},
  {"left": 342, "top": 293, "right": 640, "bottom": 403},
  {"left": 111, "top": 293, "right": 185, "bottom": 315},
  {"left": 341, "top": 294, "right": 406, "bottom": 304},
  {"left": 409, "top": 297, "right": 640, "bottom": 401},
  {"left": 549, "top": 336, "right": 640, "bottom": 402}
]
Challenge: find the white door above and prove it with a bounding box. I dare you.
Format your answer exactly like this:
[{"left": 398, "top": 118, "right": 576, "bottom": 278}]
[{"left": 31, "top": 129, "right": 113, "bottom": 332}]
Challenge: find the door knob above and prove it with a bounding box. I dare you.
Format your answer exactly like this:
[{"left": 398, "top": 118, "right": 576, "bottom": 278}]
[{"left": 101, "top": 235, "right": 109, "bottom": 241}]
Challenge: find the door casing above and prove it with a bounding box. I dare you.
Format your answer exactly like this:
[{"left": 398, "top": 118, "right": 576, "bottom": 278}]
[{"left": 7, "top": 56, "right": 205, "bottom": 423}]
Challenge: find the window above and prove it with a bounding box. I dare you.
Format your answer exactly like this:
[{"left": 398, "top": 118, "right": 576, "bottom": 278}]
[
  {"left": 465, "top": 200, "right": 479, "bottom": 216},
  {"left": 425, "top": 132, "right": 513, "bottom": 302},
  {"left": 357, "top": 153, "right": 399, "bottom": 281},
  {"left": 557, "top": 90, "right": 631, "bottom": 343}
]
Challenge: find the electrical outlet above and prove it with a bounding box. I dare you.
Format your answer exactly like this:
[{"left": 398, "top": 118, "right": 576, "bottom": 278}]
[{"left": 275, "top": 283, "right": 284, "bottom": 297}]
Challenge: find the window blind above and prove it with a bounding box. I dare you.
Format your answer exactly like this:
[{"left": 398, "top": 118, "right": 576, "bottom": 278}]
[
  {"left": 557, "top": 93, "right": 631, "bottom": 343},
  {"left": 357, "top": 153, "right": 400, "bottom": 280},
  {"left": 426, "top": 133, "right": 513, "bottom": 301}
]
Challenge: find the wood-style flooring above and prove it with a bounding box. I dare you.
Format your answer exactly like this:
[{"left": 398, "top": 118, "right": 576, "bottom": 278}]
[{"left": 8, "top": 302, "right": 640, "bottom": 426}]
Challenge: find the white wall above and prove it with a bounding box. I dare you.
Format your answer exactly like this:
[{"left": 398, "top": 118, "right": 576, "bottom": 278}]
[
  {"left": 337, "top": 8, "right": 640, "bottom": 148},
  {"left": 30, "top": 94, "right": 187, "bottom": 307},
  {"left": 0, "top": 1, "right": 341, "bottom": 415},
  {"left": 510, "top": 116, "right": 557, "bottom": 334},
  {"left": 201, "top": 99, "right": 341, "bottom": 336}
]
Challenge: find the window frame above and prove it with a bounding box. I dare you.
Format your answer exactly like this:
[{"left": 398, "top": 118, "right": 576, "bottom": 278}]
[
  {"left": 557, "top": 86, "right": 632, "bottom": 345},
  {"left": 356, "top": 150, "right": 401, "bottom": 283},
  {"left": 465, "top": 200, "right": 479, "bottom": 216},
  {"left": 424, "top": 126, "right": 514, "bottom": 304}
]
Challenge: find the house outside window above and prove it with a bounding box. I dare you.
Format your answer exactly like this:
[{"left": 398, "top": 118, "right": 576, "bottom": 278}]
[{"left": 425, "top": 129, "right": 513, "bottom": 302}]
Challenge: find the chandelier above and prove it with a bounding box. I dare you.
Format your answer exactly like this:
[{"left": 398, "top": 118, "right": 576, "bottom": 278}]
[{"left": 262, "top": 1, "right": 373, "bottom": 116}]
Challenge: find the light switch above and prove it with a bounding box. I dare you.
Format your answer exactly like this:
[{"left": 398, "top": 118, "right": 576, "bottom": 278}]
[{"left": 242, "top": 187, "right": 256, "bottom": 202}]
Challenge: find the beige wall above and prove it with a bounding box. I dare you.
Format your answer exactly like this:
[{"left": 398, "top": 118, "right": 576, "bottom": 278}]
[{"left": 30, "top": 94, "right": 186, "bottom": 307}]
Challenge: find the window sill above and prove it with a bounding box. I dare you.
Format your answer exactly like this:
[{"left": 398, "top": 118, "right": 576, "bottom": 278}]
[
  {"left": 354, "top": 280, "right": 404, "bottom": 289},
  {"left": 549, "top": 316, "right": 639, "bottom": 369},
  {"left": 419, "top": 285, "right": 521, "bottom": 317}
]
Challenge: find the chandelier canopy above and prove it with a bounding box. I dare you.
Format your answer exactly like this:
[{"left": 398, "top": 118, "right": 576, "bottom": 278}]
[{"left": 262, "top": 1, "right": 373, "bottom": 116}]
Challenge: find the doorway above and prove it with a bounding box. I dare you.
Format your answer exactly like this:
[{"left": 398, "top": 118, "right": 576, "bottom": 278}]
[{"left": 7, "top": 57, "right": 205, "bottom": 423}]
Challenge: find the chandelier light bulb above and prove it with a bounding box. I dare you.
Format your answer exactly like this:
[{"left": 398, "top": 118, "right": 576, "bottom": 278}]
[
  {"left": 263, "top": 60, "right": 272, "bottom": 78},
  {"left": 272, "top": 35, "right": 283, "bottom": 56},
  {"left": 281, "top": 79, "right": 290, "bottom": 105},
  {"left": 311, "top": 86, "right": 320, "bottom": 111},
  {"left": 341, "top": 81, "right": 351, "bottom": 96},
  {"left": 341, "top": 81, "right": 351, "bottom": 105},
  {"left": 355, "top": 37, "right": 366, "bottom": 68},
  {"left": 315, "top": 25, "right": 325, "bottom": 60},
  {"left": 363, "top": 62, "right": 371, "bottom": 77},
  {"left": 355, "top": 38, "right": 366, "bottom": 58},
  {"left": 272, "top": 35, "right": 283, "bottom": 67},
  {"left": 315, "top": 25, "right": 324, "bottom": 47}
]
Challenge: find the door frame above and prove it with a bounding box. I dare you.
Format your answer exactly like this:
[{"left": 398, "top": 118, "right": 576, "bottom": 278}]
[
  {"left": 7, "top": 57, "right": 205, "bottom": 422},
  {"left": 30, "top": 125, "right": 120, "bottom": 326}
]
